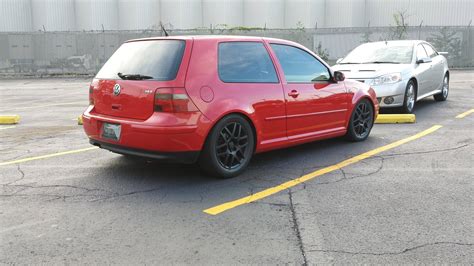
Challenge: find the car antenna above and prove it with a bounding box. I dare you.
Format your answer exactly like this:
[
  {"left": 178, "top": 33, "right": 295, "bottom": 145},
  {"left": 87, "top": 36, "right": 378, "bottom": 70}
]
[{"left": 160, "top": 22, "right": 169, "bottom": 37}]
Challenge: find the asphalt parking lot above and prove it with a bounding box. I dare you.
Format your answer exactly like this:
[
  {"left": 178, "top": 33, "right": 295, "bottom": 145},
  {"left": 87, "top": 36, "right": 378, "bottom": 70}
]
[{"left": 1, "top": 71, "right": 473, "bottom": 264}]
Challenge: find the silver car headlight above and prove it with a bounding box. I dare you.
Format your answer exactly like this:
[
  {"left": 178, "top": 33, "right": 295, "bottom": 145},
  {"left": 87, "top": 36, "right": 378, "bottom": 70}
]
[{"left": 370, "top": 73, "right": 402, "bottom": 86}]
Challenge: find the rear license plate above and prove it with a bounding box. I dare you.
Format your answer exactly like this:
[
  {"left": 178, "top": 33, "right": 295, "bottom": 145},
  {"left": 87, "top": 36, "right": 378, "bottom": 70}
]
[{"left": 102, "top": 123, "right": 121, "bottom": 141}]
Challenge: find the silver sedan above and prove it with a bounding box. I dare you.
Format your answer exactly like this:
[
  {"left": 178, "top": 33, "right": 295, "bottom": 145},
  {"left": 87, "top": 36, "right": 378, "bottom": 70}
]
[{"left": 332, "top": 40, "right": 449, "bottom": 113}]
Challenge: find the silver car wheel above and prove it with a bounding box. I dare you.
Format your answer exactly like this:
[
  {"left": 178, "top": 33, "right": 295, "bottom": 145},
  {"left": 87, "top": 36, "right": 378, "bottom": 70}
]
[
  {"left": 442, "top": 76, "right": 449, "bottom": 98},
  {"left": 406, "top": 84, "right": 415, "bottom": 112}
]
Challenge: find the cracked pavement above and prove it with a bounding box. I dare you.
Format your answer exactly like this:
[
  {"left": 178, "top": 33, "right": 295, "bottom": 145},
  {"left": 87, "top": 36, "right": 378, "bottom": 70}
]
[{"left": 1, "top": 71, "right": 473, "bottom": 264}]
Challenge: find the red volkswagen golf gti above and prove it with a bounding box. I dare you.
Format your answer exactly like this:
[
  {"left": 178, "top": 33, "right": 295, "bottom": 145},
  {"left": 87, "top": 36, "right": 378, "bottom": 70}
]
[{"left": 83, "top": 36, "right": 378, "bottom": 178}]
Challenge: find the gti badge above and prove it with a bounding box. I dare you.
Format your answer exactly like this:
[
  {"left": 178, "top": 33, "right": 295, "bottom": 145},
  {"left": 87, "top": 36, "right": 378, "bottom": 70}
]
[{"left": 113, "top": 84, "right": 121, "bottom": 96}]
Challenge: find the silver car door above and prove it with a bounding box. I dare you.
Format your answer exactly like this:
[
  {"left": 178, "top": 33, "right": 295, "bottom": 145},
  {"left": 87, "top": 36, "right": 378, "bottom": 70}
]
[
  {"left": 414, "top": 44, "right": 432, "bottom": 96},
  {"left": 423, "top": 43, "right": 444, "bottom": 92}
]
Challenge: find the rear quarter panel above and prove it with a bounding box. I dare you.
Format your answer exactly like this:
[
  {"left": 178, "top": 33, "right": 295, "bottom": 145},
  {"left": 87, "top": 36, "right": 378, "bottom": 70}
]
[{"left": 184, "top": 38, "right": 287, "bottom": 152}]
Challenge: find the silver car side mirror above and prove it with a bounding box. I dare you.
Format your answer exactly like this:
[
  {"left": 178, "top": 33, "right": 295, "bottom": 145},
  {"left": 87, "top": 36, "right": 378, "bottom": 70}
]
[{"left": 416, "top": 57, "right": 432, "bottom": 64}]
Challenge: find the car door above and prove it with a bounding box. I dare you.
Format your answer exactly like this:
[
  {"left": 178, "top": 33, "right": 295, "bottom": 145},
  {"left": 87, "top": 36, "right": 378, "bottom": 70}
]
[
  {"left": 422, "top": 43, "right": 444, "bottom": 92},
  {"left": 269, "top": 43, "right": 348, "bottom": 139},
  {"left": 414, "top": 44, "right": 432, "bottom": 95}
]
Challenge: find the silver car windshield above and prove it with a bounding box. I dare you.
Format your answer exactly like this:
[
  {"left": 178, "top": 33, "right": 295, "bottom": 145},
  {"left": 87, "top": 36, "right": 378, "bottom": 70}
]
[{"left": 340, "top": 43, "right": 413, "bottom": 64}]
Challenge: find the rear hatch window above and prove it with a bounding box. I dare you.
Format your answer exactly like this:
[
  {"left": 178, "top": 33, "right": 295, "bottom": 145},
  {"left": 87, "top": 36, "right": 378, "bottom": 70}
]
[
  {"left": 93, "top": 40, "right": 186, "bottom": 120},
  {"left": 96, "top": 40, "right": 185, "bottom": 81}
]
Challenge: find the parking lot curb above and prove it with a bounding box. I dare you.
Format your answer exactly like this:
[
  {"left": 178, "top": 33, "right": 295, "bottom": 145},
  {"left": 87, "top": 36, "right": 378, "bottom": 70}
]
[
  {"left": 0, "top": 115, "right": 20, "bottom": 124},
  {"left": 78, "top": 115, "right": 83, "bottom": 125},
  {"left": 375, "top": 114, "right": 416, "bottom": 124}
]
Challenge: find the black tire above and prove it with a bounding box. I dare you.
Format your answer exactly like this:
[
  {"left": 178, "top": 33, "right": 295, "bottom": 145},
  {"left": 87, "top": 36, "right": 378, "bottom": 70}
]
[
  {"left": 199, "top": 114, "right": 255, "bottom": 178},
  {"left": 401, "top": 80, "right": 416, "bottom": 114},
  {"left": 434, "top": 74, "right": 449, "bottom": 101},
  {"left": 346, "top": 99, "right": 374, "bottom": 142}
]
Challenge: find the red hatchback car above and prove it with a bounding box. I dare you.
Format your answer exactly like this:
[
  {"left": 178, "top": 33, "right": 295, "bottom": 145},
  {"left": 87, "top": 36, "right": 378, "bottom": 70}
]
[{"left": 83, "top": 36, "right": 378, "bottom": 178}]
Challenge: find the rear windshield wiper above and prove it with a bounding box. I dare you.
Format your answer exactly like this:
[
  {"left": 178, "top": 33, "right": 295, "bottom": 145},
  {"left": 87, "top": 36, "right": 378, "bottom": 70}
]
[
  {"left": 362, "top": 61, "right": 401, "bottom": 64},
  {"left": 117, "top": 72, "right": 154, "bottom": 80}
]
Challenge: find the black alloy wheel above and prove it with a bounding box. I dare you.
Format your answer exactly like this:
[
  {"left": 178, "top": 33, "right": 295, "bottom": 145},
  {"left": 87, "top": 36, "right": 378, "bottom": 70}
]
[
  {"left": 346, "top": 99, "right": 374, "bottom": 141},
  {"left": 199, "top": 114, "right": 255, "bottom": 178},
  {"left": 215, "top": 122, "right": 249, "bottom": 170}
]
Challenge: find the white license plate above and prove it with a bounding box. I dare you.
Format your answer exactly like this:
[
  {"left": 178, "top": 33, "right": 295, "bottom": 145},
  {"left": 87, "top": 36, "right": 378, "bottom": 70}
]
[{"left": 102, "top": 123, "right": 121, "bottom": 141}]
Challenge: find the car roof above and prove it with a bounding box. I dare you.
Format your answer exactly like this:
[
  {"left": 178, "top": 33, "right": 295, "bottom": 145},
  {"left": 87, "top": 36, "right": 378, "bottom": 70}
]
[
  {"left": 363, "top": 40, "right": 426, "bottom": 46},
  {"left": 126, "top": 35, "right": 291, "bottom": 43}
]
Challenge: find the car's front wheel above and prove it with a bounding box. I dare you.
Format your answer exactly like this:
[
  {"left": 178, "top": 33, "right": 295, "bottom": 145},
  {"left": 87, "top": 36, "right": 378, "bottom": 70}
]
[
  {"left": 346, "top": 99, "right": 374, "bottom": 142},
  {"left": 199, "top": 114, "right": 255, "bottom": 178},
  {"left": 434, "top": 74, "right": 449, "bottom": 101},
  {"left": 401, "top": 80, "right": 416, "bottom": 113}
]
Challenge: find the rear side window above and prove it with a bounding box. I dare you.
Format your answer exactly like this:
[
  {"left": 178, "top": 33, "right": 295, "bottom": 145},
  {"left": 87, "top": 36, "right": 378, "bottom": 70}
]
[
  {"left": 422, "top": 44, "right": 438, "bottom": 58},
  {"left": 270, "top": 44, "right": 330, "bottom": 83},
  {"left": 416, "top": 44, "right": 428, "bottom": 60},
  {"left": 96, "top": 40, "right": 185, "bottom": 80},
  {"left": 218, "top": 42, "right": 278, "bottom": 83}
]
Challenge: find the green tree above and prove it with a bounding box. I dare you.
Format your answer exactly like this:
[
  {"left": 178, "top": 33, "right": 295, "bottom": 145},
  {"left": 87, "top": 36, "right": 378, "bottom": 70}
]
[
  {"left": 389, "top": 11, "right": 409, "bottom": 40},
  {"left": 361, "top": 23, "right": 373, "bottom": 43},
  {"left": 427, "top": 27, "right": 462, "bottom": 65},
  {"left": 316, "top": 42, "right": 330, "bottom": 61}
]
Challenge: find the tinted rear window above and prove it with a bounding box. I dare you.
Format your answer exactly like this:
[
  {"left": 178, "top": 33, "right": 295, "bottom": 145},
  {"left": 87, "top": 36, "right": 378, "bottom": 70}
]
[
  {"left": 96, "top": 40, "right": 185, "bottom": 80},
  {"left": 218, "top": 42, "right": 278, "bottom": 83}
]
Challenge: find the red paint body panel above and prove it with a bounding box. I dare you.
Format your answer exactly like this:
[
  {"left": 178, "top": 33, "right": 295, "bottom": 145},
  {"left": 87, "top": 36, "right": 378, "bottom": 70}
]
[{"left": 83, "top": 36, "right": 378, "bottom": 160}]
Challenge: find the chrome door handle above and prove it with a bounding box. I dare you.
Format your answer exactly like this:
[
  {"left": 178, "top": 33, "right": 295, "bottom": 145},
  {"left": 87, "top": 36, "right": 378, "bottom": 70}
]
[{"left": 288, "top": 90, "right": 299, "bottom": 98}]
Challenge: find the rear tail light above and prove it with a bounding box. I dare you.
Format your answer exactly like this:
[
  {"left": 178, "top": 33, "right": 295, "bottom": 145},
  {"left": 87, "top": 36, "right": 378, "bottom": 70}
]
[
  {"left": 89, "top": 79, "right": 98, "bottom": 105},
  {"left": 89, "top": 85, "right": 94, "bottom": 105},
  {"left": 154, "top": 88, "right": 199, "bottom": 113}
]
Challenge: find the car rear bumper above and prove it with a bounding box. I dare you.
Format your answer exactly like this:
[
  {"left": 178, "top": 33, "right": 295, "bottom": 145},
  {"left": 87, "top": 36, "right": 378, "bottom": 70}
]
[
  {"left": 82, "top": 106, "right": 211, "bottom": 161},
  {"left": 89, "top": 139, "right": 199, "bottom": 163}
]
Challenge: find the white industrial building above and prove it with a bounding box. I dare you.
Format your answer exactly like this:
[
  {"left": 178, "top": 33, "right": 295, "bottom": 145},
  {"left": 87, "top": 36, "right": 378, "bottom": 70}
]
[{"left": 0, "top": 0, "right": 473, "bottom": 32}]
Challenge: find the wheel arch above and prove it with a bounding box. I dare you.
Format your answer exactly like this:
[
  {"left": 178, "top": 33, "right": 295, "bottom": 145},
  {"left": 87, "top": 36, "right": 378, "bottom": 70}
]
[
  {"left": 408, "top": 77, "right": 418, "bottom": 100},
  {"left": 346, "top": 95, "right": 377, "bottom": 129},
  {"left": 202, "top": 111, "right": 258, "bottom": 153}
]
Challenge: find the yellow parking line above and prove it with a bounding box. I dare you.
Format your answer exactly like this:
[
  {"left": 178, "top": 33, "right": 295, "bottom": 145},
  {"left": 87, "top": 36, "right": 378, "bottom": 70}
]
[
  {"left": 0, "top": 126, "right": 16, "bottom": 130},
  {"left": 203, "top": 125, "right": 443, "bottom": 215},
  {"left": 456, "top": 109, "right": 474, "bottom": 119},
  {"left": 0, "top": 147, "right": 99, "bottom": 166}
]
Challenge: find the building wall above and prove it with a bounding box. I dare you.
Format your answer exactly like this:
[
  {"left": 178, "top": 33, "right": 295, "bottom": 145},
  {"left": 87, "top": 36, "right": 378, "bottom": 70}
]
[
  {"left": 161, "top": 0, "right": 203, "bottom": 30},
  {"left": 202, "top": 0, "right": 244, "bottom": 28},
  {"left": 117, "top": 0, "right": 160, "bottom": 30},
  {"left": 32, "top": 0, "right": 76, "bottom": 31},
  {"left": 75, "top": 0, "right": 119, "bottom": 31},
  {"left": 0, "top": 0, "right": 472, "bottom": 32},
  {"left": 284, "top": 0, "right": 325, "bottom": 28},
  {"left": 0, "top": 0, "right": 33, "bottom": 32},
  {"left": 366, "top": 0, "right": 474, "bottom": 27}
]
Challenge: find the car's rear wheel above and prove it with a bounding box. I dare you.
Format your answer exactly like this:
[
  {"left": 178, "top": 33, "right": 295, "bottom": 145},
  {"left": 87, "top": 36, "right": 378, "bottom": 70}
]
[
  {"left": 434, "top": 74, "right": 449, "bottom": 101},
  {"left": 199, "top": 114, "right": 255, "bottom": 178},
  {"left": 346, "top": 99, "right": 374, "bottom": 142},
  {"left": 401, "top": 80, "right": 416, "bottom": 113}
]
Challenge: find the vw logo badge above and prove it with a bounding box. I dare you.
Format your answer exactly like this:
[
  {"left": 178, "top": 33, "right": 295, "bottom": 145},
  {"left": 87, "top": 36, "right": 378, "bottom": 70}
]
[{"left": 113, "top": 84, "right": 121, "bottom": 96}]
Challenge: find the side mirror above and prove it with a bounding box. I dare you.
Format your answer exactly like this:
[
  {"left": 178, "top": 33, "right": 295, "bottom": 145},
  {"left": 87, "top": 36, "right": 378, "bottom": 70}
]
[
  {"left": 438, "top": 52, "right": 448, "bottom": 56},
  {"left": 333, "top": 71, "right": 345, "bottom": 82},
  {"left": 416, "top": 57, "right": 432, "bottom": 64},
  {"left": 336, "top": 58, "right": 343, "bottom": 64}
]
